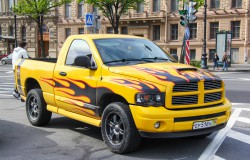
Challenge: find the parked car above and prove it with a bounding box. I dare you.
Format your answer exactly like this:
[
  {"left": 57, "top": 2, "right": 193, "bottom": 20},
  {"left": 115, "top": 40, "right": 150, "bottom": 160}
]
[
  {"left": 1, "top": 53, "right": 13, "bottom": 65},
  {"left": 0, "top": 52, "right": 8, "bottom": 60}
]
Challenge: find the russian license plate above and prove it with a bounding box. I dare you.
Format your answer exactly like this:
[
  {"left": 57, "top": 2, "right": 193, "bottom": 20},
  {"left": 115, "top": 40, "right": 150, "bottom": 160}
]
[{"left": 193, "top": 119, "right": 216, "bottom": 130}]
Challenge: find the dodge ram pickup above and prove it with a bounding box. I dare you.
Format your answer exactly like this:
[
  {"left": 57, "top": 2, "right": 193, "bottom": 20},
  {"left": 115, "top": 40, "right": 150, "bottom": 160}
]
[{"left": 15, "top": 34, "right": 231, "bottom": 154}]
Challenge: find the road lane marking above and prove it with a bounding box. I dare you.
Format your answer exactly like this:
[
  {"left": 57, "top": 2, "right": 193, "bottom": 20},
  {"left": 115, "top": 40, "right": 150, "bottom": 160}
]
[
  {"left": 5, "top": 71, "right": 13, "bottom": 74},
  {"left": 227, "top": 130, "right": 250, "bottom": 145},
  {"left": 0, "top": 83, "right": 15, "bottom": 85},
  {"left": 0, "top": 94, "right": 13, "bottom": 96},
  {"left": 0, "top": 88, "right": 13, "bottom": 91},
  {"left": 212, "top": 155, "right": 226, "bottom": 160},
  {"left": 0, "top": 75, "right": 14, "bottom": 78},
  {"left": 198, "top": 108, "right": 241, "bottom": 160},
  {"left": 237, "top": 117, "right": 250, "bottom": 124},
  {"left": 232, "top": 103, "right": 250, "bottom": 106}
]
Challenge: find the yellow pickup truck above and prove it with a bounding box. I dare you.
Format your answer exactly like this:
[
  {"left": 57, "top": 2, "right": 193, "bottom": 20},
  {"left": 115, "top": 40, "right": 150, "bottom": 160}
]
[{"left": 15, "top": 34, "right": 231, "bottom": 154}]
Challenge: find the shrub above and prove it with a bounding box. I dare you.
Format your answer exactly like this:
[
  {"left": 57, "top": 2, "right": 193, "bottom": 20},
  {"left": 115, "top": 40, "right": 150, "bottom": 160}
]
[{"left": 190, "top": 60, "right": 201, "bottom": 68}]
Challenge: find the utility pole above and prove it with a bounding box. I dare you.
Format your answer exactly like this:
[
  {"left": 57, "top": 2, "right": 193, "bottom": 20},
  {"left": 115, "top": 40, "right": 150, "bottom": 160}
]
[
  {"left": 14, "top": 0, "right": 18, "bottom": 47},
  {"left": 201, "top": 0, "right": 208, "bottom": 69}
]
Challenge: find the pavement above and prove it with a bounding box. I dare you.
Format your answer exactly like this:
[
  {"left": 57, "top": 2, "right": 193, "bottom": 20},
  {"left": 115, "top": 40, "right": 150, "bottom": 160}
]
[{"left": 207, "top": 63, "right": 250, "bottom": 72}]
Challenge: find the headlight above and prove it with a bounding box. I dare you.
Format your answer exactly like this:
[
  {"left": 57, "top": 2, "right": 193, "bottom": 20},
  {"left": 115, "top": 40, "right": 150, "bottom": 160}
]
[{"left": 136, "top": 92, "right": 165, "bottom": 106}]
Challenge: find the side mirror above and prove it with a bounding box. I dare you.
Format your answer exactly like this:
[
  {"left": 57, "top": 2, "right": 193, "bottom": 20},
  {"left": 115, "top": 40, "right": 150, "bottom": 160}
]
[
  {"left": 74, "top": 56, "right": 91, "bottom": 68},
  {"left": 171, "top": 54, "right": 179, "bottom": 62}
]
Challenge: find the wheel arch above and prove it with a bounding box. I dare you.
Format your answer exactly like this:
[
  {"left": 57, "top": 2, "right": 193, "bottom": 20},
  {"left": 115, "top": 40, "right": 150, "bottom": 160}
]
[
  {"left": 25, "top": 78, "right": 41, "bottom": 95},
  {"left": 99, "top": 93, "right": 129, "bottom": 116}
]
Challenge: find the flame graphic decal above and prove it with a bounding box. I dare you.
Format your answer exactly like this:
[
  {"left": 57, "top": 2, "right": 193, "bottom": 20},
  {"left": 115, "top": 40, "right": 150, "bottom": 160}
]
[
  {"left": 111, "top": 78, "right": 160, "bottom": 92},
  {"left": 136, "top": 67, "right": 190, "bottom": 83}
]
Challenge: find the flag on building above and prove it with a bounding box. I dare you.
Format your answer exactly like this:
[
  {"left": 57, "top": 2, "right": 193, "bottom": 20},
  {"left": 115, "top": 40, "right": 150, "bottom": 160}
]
[{"left": 185, "top": 40, "right": 190, "bottom": 65}]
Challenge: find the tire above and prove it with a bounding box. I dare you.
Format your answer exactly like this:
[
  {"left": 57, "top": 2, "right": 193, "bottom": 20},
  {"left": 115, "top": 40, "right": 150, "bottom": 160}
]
[
  {"left": 1, "top": 60, "right": 6, "bottom": 65},
  {"left": 26, "top": 89, "right": 52, "bottom": 126},
  {"left": 101, "top": 102, "right": 141, "bottom": 154}
]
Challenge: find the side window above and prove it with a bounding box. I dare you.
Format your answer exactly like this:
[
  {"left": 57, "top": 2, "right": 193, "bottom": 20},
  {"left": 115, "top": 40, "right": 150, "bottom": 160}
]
[{"left": 65, "top": 40, "right": 92, "bottom": 66}]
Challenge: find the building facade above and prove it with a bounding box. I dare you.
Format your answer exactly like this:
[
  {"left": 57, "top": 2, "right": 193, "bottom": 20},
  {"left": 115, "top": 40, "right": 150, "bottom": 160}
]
[
  {"left": 0, "top": 0, "right": 58, "bottom": 58},
  {"left": 57, "top": 0, "right": 250, "bottom": 64}
]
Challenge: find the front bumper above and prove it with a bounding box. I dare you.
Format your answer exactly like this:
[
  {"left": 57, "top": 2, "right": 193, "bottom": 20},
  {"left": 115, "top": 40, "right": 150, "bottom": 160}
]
[{"left": 129, "top": 99, "right": 231, "bottom": 138}]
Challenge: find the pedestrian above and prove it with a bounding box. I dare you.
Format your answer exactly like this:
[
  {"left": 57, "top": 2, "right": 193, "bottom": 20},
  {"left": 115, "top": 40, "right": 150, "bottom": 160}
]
[
  {"left": 12, "top": 41, "right": 30, "bottom": 99},
  {"left": 222, "top": 52, "right": 229, "bottom": 71},
  {"left": 213, "top": 52, "right": 219, "bottom": 70}
]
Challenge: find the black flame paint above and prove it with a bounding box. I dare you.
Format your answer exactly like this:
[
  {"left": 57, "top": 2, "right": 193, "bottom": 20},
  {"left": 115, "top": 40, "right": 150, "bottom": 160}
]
[
  {"left": 111, "top": 78, "right": 160, "bottom": 92},
  {"left": 135, "top": 67, "right": 221, "bottom": 83}
]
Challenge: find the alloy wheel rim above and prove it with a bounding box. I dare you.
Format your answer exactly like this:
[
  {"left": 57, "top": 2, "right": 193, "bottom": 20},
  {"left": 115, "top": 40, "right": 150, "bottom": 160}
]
[
  {"left": 105, "top": 112, "right": 124, "bottom": 145},
  {"left": 29, "top": 96, "right": 39, "bottom": 120}
]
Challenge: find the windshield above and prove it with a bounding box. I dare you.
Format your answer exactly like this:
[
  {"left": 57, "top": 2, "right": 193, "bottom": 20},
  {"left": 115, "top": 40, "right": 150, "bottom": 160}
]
[{"left": 94, "top": 38, "right": 175, "bottom": 66}]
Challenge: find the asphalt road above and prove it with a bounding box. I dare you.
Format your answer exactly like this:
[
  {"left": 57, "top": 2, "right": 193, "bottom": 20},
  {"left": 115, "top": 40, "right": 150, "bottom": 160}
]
[{"left": 0, "top": 64, "right": 250, "bottom": 160}]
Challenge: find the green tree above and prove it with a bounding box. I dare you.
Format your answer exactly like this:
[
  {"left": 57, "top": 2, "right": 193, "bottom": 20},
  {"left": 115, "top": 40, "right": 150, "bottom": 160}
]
[
  {"left": 80, "top": 0, "right": 144, "bottom": 34},
  {"left": 14, "top": 0, "right": 72, "bottom": 58}
]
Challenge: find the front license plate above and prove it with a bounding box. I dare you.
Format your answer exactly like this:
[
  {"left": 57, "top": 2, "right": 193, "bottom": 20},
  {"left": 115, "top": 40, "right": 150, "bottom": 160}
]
[{"left": 193, "top": 119, "right": 216, "bottom": 130}]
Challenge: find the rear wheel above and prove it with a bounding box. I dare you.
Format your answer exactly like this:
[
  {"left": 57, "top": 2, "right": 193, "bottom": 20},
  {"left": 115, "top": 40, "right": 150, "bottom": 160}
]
[
  {"left": 101, "top": 102, "right": 141, "bottom": 154},
  {"left": 26, "top": 89, "right": 52, "bottom": 126},
  {"left": 1, "top": 60, "right": 6, "bottom": 65}
]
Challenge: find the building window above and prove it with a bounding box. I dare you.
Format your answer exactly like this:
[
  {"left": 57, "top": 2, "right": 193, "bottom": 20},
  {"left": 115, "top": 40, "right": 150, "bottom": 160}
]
[
  {"left": 107, "top": 27, "right": 113, "bottom": 34},
  {"left": 153, "top": 0, "right": 160, "bottom": 12},
  {"left": 0, "top": 0, "right": 2, "bottom": 12},
  {"left": 78, "top": 28, "right": 84, "bottom": 34},
  {"left": 153, "top": 25, "right": 160, "bottom": 41},
  {"left": 171, "top": 0, "right": 179, "bottom": 12},
  {"left": 21, "top": 26, "right": 26, "bottom": 41},
  {"left": 232, "top": 0, "right": 242, "bottom": 8},
  {"left": 189, "top": 23, "right": 197, "bottom": 39},
  {"left": 9, "top": 26, "right": 14, "bottom": 36},
  {"left": 231, "top": 21, "right": 240, "bottom": 39},
  {"left": 170, "top": 24, "right": 178, "bottom": 40},
  {"left": 137, "top": 2, "right": 144, "bottom": 13},
  {"left": 65, "top": 28, "right": 71, "bottom": 39},
  {"left": 210, "top": 22, "right": 219, "bottom": 39},
  {"left": 65, "top": 3, "right": 72, "bottom": 18},
  {"left": 9, "top": 0, "right": 14, "bottom": 9},
  {"left": 170, "top": 49, "right": 177, "bottom": 55},
  {"left": 121, "top": 27, "right": 128, "bottom": 34},
  {"left": 210, "top": 0, "right": 220, "bottom": 9},
  {"left": 78, "top": 2, "right": 84, "bottom": 18},
  {"left": 190, "top": 49, "right": 196, "bottom": 60}
]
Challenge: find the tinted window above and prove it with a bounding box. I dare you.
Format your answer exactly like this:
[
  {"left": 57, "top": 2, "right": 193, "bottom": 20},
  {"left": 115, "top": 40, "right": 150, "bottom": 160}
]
[{"left": 65, "top": 40, "right": 92, "bottom": 66}]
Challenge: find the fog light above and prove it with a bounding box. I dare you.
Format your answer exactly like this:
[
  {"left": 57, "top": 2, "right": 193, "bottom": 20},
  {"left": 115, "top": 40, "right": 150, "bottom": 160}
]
[{"left": 154, "top": 121, "right": 160, "bottom": 129}]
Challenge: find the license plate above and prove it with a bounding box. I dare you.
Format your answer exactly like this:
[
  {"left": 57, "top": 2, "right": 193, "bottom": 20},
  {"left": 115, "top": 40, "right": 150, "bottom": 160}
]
[{"left": 193, "top": 119, "right": 216, "bottom": 130}]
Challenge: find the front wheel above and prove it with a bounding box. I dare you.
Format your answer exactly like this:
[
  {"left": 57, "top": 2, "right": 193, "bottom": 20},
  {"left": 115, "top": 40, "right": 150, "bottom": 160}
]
[
  {"left": 26, "top": 89, "right": 52, "bottom": 126},
  {"left": 1, "top": 60, "right": 6, "bottom": 65},
  {"left": 101, "top": 102, "right": 141, "bottom": 154}
]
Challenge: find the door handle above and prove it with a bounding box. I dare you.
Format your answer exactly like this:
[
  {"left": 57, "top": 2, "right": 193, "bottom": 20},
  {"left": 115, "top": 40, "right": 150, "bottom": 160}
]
[{"left": 59, "top": 71, "right": 67, "bottom": 76}]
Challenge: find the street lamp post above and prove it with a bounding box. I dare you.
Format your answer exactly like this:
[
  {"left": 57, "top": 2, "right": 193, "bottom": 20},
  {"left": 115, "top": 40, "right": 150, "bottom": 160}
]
[
  {"left": 201, "top": 0, "right": 208, "bottom": 69},
  {"left": 14, "top": 0, "right": 18, "bottom": 47}
]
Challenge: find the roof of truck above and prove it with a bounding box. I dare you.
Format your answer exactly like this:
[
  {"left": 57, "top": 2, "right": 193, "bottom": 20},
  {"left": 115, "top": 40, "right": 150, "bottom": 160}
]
[{"left": 69, "top": 34, "right": 145, "bottom": 40}]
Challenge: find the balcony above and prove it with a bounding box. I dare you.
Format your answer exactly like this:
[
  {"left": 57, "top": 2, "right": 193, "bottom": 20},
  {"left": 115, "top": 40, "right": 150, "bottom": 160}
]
[{"left": 121, "top": 10, "right": 165, "bottom": 21}]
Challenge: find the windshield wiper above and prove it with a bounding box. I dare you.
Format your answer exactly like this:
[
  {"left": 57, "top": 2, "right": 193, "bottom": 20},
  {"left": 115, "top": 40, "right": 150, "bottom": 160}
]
[
  {"left": 142, "top": 57, "right": 175, "bottom": 62},
  {"left": 104, "top": 58, "right": 152, "bottom": 64}
]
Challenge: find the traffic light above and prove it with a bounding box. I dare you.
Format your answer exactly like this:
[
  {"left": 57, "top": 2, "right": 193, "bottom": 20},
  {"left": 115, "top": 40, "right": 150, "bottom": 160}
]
[
  {"left": 187, "top": 1, "right": 197, "bottom": 22},
  {"left": 179, "top": 10, "right": 187, "bottom": 27}
]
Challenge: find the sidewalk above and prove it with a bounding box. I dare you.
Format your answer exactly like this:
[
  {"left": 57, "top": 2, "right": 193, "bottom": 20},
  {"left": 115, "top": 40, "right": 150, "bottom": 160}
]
[{"left": 207, "top": 63, "right": 250, "bottom": 72}]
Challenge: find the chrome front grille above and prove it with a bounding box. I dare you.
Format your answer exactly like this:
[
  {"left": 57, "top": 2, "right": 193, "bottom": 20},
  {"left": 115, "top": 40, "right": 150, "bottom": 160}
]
[
  {"left": 173, "top": 82, "right": 198, "bottom": 92},
  {"left": 204, "top": 92, "right": 222, "bottom": 103},
  {"left": 172, "top": 95, "right": 198, "bottom": 105},
  {"left": 204, "top": 81, "right": 222, "bottom": 90}
]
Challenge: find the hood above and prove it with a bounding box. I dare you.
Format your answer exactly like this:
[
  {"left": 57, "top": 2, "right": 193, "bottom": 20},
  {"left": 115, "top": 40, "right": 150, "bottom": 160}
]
[{"left": 108, "top": 62, "right": 221, "bottom": 86}]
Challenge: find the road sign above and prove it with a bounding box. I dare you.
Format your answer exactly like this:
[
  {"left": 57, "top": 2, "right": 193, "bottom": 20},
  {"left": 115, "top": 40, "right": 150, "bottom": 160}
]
[{"left": 86, "top": 14, "right": 93, "bottom": 26}]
